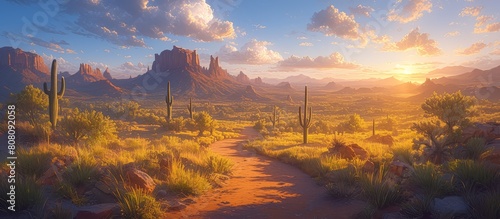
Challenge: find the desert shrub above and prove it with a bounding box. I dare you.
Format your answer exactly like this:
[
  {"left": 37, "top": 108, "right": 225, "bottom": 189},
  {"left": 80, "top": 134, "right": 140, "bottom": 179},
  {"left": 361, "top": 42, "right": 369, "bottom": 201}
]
[
  {"left": 205, "top": 154, "right": 233, "bottom": 175},
  {"left": 378, "top": 116, "right": 397, "bottom": 131},
  {"left": 12, "top": 85, "right": 48, "bottom": 125},
  {"left": 55, "top": 182, "right": 87, "bottom": 206},
  {"left": 463, "top": 137, "right": 488, "bottom": 160},
  {"left": 17, "top": 148, "right": 52, "bottom": 179},
  {"left": 391, "top": 143, "right": 414, "bottom": 166},
  {"left": 410, "top": 162, "right": 452, "bottom": 198},
  {"left": 194, "top": 111, "right": 216, "bottom": 136},
  {"left": 337, "top": 113, "right": 366, "bottom": 133},
  {"left": 164, "top": 116, "right": 186, "bottom": 132},
  {"left": 253, "top": 119, "right": 267, "bottom": 132},
  {"left": 400, "top": 196, "right": 434, "bottom": 218},
  {"left": 360, "top": 168, "right": 403, "bottom": 209},
  {"left": 166, "top": 159, "right": 211, "bottom": 195},
  {"left": 59, "top": 108, "right": 117, "bottom": 144},
  {"left": 63, "top": 156, "right": 98, "bottom": 186},
  {"left": 115, "top": 187, "right": 164, "bottom": 219},
  {"left": 466, "top": 190, "right": 500, "bottom": 219},
  {"left": 50, "top": 202, "right": 73, "bottom": 219},
  {"left": 449, "top": 159, "right": 499, "bottom": 194},
  {"left": 0, "top": 176, "right": 44, "bottom": 212},
  {"left": 326, "top": 181, "right": 360, "bottom": 199}
]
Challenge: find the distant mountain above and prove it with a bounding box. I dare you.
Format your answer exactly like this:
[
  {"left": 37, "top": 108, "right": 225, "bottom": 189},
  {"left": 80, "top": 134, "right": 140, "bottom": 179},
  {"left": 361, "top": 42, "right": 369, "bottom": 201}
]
[
  {"left": 340, "top": 76, "right": 403, "bottom": 88},
  {"left": 235, "top": 71, "right": 251, "bottom": 84},
  {"left": 0, "top": 47, "right": 49, "bottom": 102},
  {"left": 263, "top": 74, "right": 327, "bottom": 86},
  {"left": 230, "top": 85, "right": 270, "bottom": 101},
  {"left": 426, "top": 66, "right": 475, "bottom": 78},
  {"left": 432, "top": 66, "right": 500, "bottom": 86},
  {"left": 276, "top": 82, "right": 295, "bottom": 91},
  {"left": 323, "top": 81, "right": 343, "bottom": 91},
  {"left": 68, "top": 63, "right": 107, "bottom": 83},
  {"left": 127, "top": 46, "right": 243, "bottom": 98}
]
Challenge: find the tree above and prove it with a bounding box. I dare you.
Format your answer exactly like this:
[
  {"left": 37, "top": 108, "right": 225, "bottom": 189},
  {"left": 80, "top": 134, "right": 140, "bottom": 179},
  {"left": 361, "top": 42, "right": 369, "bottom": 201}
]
[
  {"left": 12, "top": 85, "right": 48, "bottom": 125},
  {"left": 413, "top": 91, "right": 476, "bottom": 164},
  {"left": 421, "top": 91, "right": 475, "bottom": 132},
  {"left": 194, "top": 111, "right": 215, "bottom": 136},
  {"left": 60, "top": 108, "right": 117, "bottom": 143},
  {"left": 338, "top": 113, "right": 365, "bottom": 133}
]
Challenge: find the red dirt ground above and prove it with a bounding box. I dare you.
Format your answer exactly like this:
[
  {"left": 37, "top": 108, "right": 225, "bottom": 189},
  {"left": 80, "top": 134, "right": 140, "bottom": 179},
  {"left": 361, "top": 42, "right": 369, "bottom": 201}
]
[{"left": 164, "top": 127, "right": 366, "bottom": 219}]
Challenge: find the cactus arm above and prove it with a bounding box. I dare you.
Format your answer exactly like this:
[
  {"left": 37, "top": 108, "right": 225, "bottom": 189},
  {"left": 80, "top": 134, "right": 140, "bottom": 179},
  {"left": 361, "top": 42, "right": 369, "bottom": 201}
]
[
  {"left": 307, "top": 107, "right": 312, "bottom": 127},
  {"left": 57, "top": 77, "right": 65, "bottom": 97},
  {"left": 43, "top": 82, "right": 50, "bottom": 94}
]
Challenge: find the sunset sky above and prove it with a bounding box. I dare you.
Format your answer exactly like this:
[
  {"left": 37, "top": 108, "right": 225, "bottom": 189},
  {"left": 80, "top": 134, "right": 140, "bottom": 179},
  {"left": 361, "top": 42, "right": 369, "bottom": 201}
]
[{"left": 1, "top": 0, "right": 499, "bottom": 82}]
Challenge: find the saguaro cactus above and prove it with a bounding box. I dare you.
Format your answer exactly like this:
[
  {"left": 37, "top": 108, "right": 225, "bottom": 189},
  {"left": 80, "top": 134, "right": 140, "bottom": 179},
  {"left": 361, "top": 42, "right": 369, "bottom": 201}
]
[
  {"left": 269, "top": 105, "right": 279, "bottom": 129},
  {"left": 166, "top": 81, "right": 173, "bottom": 122},
  {"left": 187, "top": 97, "right": 194, "bottom": 120},
  {"left": 43, "top": 59, "right": 65, "bottom": 129},
  {"left": 298, "top": 86, "right": 312, "bottom": 144}
]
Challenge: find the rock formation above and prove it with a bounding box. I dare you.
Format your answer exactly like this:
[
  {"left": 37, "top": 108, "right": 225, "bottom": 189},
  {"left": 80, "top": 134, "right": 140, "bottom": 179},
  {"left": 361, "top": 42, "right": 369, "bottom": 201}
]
[
  {"left": 103, "top": 67, "right": 112, "bottom": 80},
  {"left": 152, "top": 46, "right": 201, "bottom": 72},
  {"left": 68, "top": 63, "right": 107, "bottom": 83},
  {"left": 207, "top": 55, "right": 230, "bottom": 79},
  {"left": 236, "top": 71, "right": 251, "bottom": 84},
  {"left": 0, "top": 46, "right": 48, "bottom": 73}
]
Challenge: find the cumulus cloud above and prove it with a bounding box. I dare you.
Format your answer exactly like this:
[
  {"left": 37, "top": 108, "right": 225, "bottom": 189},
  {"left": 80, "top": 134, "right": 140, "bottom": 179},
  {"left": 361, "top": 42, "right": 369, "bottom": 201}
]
[
  {"left": 459, "top": 6, "right": 500, "bottom": 33},
  {"left": 387, "top": 0, "right": 432, "bottom": 23},
  {"left": 299, "top": 42, "right": 313, "bottom": 47},
  {"left": 349, "top": 5, "right": 374, "bottom": 17},
  {"left": 445, "top": 31, "right": 460, "bottom": 37},
  {"left": 277, "top": 53, "right": 358, "bottom": 70},
  {"left": 41, "top": 53, "right": 78, "bottom": 73},
  {"left": 307, "top": 5, "right": 360, "bottom": 40},
  {"left": 490, "top": 48, "right": 500, "bottom": 56},
  {"left": 383, "top": 28, "right": 441, "bottom": 56},
  {"left": 115, "top": 61, "right": 148, "bottom": 76},
  {"left": 460, "top": 6, "right": 482, "bottom": 17},
  {"left": 15, "top": 0, "right": 235, "bottom": 47},
  {"left": 457, "top": 42, "right": 487, "bottom": 55},
  {"left": 216, "top": 39, "right": 283, "bottom": 65}
]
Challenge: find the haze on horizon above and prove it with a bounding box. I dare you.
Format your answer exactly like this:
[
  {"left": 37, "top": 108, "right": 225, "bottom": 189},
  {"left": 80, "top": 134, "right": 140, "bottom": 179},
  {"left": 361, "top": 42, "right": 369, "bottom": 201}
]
[{"left": 1, "top": 0, "right": 499, "bottom": 83}]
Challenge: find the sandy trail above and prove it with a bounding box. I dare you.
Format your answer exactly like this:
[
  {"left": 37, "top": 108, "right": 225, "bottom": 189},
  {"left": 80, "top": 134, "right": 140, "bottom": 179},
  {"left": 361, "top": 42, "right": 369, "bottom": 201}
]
[{"left": 165, "top": 127, "right": 365, "bottom": 219}]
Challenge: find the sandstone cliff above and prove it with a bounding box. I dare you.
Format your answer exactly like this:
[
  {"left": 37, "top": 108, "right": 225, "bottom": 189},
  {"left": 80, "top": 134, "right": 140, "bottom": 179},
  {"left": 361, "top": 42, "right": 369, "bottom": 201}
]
[
  {"left": 0, "top": 46, "right": 49, "bottom": 73},
  {"left": 68, "top": 63, "right": 107, "bottom": 83},
  {"left": 152, "top": 46, "right": 201, "bottom": 72}
]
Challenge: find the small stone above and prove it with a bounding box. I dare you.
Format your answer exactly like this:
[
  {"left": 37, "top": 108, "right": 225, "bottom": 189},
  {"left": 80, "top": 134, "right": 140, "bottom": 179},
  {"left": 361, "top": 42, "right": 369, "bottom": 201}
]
[
  {"left": 168, "top": 200, "right": 187, "bottom": 211},
  {"left": 95, "top": 181, "right": 112, "bottom": 194},
  {"left": 156, "top": 190, "right": 168, "bottom": 199}
]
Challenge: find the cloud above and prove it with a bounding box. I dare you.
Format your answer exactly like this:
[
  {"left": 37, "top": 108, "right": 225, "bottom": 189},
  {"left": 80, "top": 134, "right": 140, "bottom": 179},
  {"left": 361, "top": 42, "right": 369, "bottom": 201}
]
[
  {"left": 253, "top": 24, "right": 266, "bottom": 29},
  {"left": 383, "top": 28, "right": 441, "bottom": 56},
  {"left": 490, "top": 48, "right": 500, "bottom": 56},
  {"left": 460, "top": 6, "right": 482, "bottom": 17},
  {"left": 299, "top": 42, "right": 313, "bottom": 47},
  {"left": 457, "top": 42, "right": 487, "bottom": 55},
  {"left": 114, "top": 61, "right": 148, "bottom": 76},
  {"left": 459, "top": 6, "right": 500, "bottom": 33},
  {"left": 41, "top": 53, "right": 78, "bottom": 73},
  {"left": 387, "top": 0, "right": 432, "bottom": 23},
  {"left": 104, "top": 49, "right": 111, "bottom": 53},
  {"left": 349, "top": 5, "right": 374, "bottom": 17},
  {"left": 297, "top": 36, "right": 308, "bottom": 40},
  {"left": 216, "top": 39, "right": 283, "bottom": 65},
  {"left": 277, "top": 53, "right": 358, "bottom": 70},
  {"left": 445, "top": 31, "right": 460, "bottom": 37},
  {"left": 307, "top": 5, "right": 360, "bottom": 40},
  {"left": 3, "top": 32, "right": 76, "bottom": 54},
  {"left": 16, "top": 0, "right": 235, "bottom": 47}
]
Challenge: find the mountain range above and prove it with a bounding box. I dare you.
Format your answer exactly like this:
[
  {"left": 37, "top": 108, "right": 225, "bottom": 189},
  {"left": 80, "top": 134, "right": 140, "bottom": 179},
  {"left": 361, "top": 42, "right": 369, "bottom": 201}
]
[{"left": 0, "top": 46, "right": 499, "bottom": 103}]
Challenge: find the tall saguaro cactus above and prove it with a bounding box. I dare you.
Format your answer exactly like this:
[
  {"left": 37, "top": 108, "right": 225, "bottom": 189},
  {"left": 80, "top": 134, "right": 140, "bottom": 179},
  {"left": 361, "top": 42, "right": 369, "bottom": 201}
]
[
  {"left": 372, "top": 119, "right": 375, "bottom": 136},
  {"left": 187, "top": 97, "right": 194, "bottom": 120},
  {"left": 269, "top": 105, "right": 279, "bottom": 129},
  {"left": 43, "top": 59, "right": 65, "bottom": 129},
  {"left": 166, "top": 81, "right": 173, "bottom": 122},
  {"left": 298, "top": 86, "right": 312, "bottom": 144}
]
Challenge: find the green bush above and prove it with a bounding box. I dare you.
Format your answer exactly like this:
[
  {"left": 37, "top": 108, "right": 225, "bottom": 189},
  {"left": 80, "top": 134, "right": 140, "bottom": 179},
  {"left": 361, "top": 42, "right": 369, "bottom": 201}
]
[
  {"left": 63, "top": 156, "right": 98, "bottom": 187},
  {"left": 463, "top": 137, "right": 488, "bottom": 160},
  {"left": 59, "top": 108, "right": 117, "bottom": 144},
  {"left": 205, "top": 154, "right": 233, "bottom": 175},
  {"left": 360, "top": 168, "right": 403, "bottom": 209},
  {"left": 0, "top": 176, "right": 44, "bottom": 212},
  {"left": 411, "top": 162, "right": 452, "bottom": 198},
  {"left": 166, "top": 159, "right": 211, "bottom": 195},
  {"left": 400, "top": 196, "right": 434, "bottom": 218},
  {"left": 17, "top": 149, "right": 52, "bottom": 179},
  {"left": 466, "top": 191, "right": 500, "bottom": 219},
  {"left": 115, "top": 187, "right": 164, "bottom": 219},
  {"left": 449, "top": 159, "right": 499, "bottom": 193}
]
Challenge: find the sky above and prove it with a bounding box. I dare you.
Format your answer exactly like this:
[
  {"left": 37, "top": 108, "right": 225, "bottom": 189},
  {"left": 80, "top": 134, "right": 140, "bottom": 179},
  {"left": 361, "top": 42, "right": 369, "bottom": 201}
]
[{"left": 1, "top": 0, "right": 499, "bottom": 82}]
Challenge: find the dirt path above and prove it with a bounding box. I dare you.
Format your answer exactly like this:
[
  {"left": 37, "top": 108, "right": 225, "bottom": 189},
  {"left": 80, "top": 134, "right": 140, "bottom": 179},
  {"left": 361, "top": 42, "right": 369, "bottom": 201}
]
[{"left": 165, "top": 127, "right": 365, "bottom": 219}]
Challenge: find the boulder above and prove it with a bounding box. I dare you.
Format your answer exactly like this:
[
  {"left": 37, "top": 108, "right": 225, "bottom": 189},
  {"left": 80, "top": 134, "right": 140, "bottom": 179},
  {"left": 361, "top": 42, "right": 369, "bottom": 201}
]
[
  {"left": 349, "top": 144, "right": 369, "bottom": 160},
  {"left": 95, "top": 181, "right": 112, "bottom": 194},
  {"left": 462, "top": 122, "right": 500, "bottom": 142},
  {"left": 74, "top": 203, "right": 119, "bottom": 219},
  {"left": 126, "top": 168, "right": 156, "bottom": 193},
  {"left": 432, "top": 196, "right": 468, "bottom": 216},
  {"left": 167, "top": 200, "right": 187, "bottom": 211},
  {"left": 389, "top": 161, "right": 412, "bottom": 177},
  {"left": 366, "top": 134, "right": 394, "bottom": 146}
]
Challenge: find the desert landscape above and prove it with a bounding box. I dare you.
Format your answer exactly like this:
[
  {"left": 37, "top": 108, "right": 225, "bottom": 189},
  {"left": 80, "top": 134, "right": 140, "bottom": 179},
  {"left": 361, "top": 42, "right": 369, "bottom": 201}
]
[{"left": 1, "top": 0, "right": 500, "bottom": 219}]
